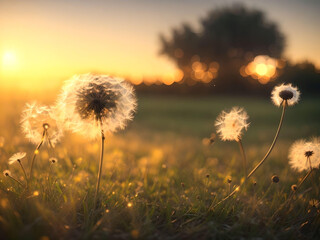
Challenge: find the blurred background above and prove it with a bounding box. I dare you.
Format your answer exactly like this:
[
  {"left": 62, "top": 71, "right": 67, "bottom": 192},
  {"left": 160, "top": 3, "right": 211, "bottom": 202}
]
[
  {"left": 0, "top": 0, "right": 319, "bottom": 96},
  {"left": 0, "top": 0, "right": 319, "bottom": 148}
]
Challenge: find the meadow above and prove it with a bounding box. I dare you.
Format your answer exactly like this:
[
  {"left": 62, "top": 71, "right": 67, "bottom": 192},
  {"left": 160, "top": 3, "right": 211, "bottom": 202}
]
[{"left": 0, "top": 94, "right": 320, "bottom": 239}]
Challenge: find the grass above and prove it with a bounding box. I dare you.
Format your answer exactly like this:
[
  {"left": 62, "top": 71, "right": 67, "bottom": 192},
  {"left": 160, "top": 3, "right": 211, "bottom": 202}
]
[{"left": 0, "top": 94, "right": 320, "bottom": 239}]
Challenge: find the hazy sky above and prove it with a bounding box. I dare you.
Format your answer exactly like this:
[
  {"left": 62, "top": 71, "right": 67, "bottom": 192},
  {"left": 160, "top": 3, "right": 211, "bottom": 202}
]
[{"left": 0, "top": 0, "right": 319, "bottom": 89}]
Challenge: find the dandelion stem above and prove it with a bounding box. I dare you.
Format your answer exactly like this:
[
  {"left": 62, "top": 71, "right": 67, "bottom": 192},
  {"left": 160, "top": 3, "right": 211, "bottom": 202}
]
[
  {"left": 94, "top": 119, "right": 105, "bottom": 209},
  {"left": 212, "top": 186, "right": 240, "bottom": 209},
  {"left": 8, "top": 175, "right": 24, "bottom": 187},
  {"left": 297, "top": 168, "right": 313, "bottom": 190},
  {"left": 237, "top": 139, "right": 247, "bottom": 178},
  {"left": 247, "top": 101, "right": 287, "bottom": 179},
  {"left": 18, "top": 160, "right": 28, "bottom": 185},
  {"left": 29, "top": 129, "right": 46, "bottom": 180}
]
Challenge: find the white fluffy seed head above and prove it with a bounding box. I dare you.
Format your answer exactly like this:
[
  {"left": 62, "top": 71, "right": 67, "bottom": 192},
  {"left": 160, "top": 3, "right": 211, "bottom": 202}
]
[
  {"left": 21, "top": 102, "right": 63, "bottom": 147},
  {"left": 271, "top": 83, "right": 300, "bottom": 107},
  {"left": 56, "top": 74, "right": 137, "bottom": 139},
  {"left": 288, "top": 138, "right": 320, "bottom": 172},
  {"left": 215, "top": 107, "right": 250, "bottom": 141},
  {"left": 9, "top": 152, "right": 26, "bottom": 165}
]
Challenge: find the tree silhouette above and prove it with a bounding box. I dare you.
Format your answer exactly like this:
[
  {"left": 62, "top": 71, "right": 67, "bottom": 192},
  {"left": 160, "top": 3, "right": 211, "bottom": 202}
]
[{"left": 160, "top": 5, "right": 285, "bottom": 92}]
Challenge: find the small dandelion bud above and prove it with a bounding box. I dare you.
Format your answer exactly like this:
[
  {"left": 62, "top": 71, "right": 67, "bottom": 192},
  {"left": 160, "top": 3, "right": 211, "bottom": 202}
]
[
  {"left": 271, "top": 83, "right": 300, "bottom": 106},
  {"left": 49, "top": 157, "right": 58, "bottom": 164},
  {"left": 227, "top": 178, "right": 232, "bottom": 184},
  {"left": 3, "top": 170, "right": 11, "bottom": 177},
  {"left": 271, "top": 175, "right": 280, "bottom": 183},
  {"left": 291, "top": 184, "right": 298, "bottom": 191},
  {"left": 209, "top": 133, "right": 216, "bottom": 144},
  {"left": 206, "top": 174, "right": 210, "bottom": 178}
]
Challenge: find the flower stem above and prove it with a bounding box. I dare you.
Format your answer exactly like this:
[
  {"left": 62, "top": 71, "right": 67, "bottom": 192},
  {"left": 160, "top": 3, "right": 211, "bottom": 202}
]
[
  {"left": 94, "top": 120, "right": 105, "bottom": 209},
  {"left": 297, "top": 168, "right": 313, "bottom": 190},
  {"left": 29, "top": 129, "right": 46, "bottom": 180},
  {"left": 18, "top": 160, "right": 28, "bottom": 186},
  {"left": 247, "top": 101, "right": 287, "bottom": 179},
  {"left": 8, "top": 175, "right": 24, "bottom": 187},
  {"left": 237, "top": 139, "right": 247, "bottom": 178}
]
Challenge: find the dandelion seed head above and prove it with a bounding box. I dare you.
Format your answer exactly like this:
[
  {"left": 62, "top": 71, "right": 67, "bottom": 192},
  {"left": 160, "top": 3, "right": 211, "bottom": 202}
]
[
  {"left": 56, "top": 74, "right": 137, "bottom": 139},
  {"left": 3, "top": 170, "right": 11, "bottom": 177},
  {"left": 271, "top": 83, "right": 300, "bottom": 106},
  {"left": 215, "top": 107, "right": 249, "bottom": 141},
  {"left": 9, "top": 152, "right": 26, "bottom": 165},
  {"left": 288, "top": 138, "right": 320, "bottom": 172},
  {"left": 21, "top": 102, "right": 63, "bottom": 147}
]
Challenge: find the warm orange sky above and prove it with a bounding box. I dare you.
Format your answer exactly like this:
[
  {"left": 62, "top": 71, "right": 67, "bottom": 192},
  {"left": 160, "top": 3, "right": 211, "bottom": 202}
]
[{"left": 0, "top": 0, "right": 319, "bottom": 90}]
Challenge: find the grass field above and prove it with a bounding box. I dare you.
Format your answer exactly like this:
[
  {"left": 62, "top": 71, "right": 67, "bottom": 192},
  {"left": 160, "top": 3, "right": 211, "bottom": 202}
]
[{"left": 1, "top": 94, "right": 320, "bottom": 239}]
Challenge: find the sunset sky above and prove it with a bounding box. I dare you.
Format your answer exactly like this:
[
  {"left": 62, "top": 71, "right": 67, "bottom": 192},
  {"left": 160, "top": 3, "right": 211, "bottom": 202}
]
[{"left": 0, "top": 0, "right": 319, "bottom": 90}]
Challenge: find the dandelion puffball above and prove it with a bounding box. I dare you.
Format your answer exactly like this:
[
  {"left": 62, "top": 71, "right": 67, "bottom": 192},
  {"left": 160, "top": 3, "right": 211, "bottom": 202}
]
[
  {"left": 9, "top": 152, "right": 26, "bottom": 165},
  {"left": 21, "top": 102, "right": 63, "bottom": 147},
  {"left": 56, "top": 74, "right": 137, "bottom": 139},
  {"left": 215, "top": 107, "right": 250, "bottom": 141},
  {"left": 271, "top": 83, "right": 300, "bottom": 106},
  {"left": 288, "top": 138, "right": 320, "bottom": 172}
]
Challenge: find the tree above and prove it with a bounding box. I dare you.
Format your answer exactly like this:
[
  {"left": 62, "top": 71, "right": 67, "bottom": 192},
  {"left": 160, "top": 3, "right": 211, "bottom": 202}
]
[{"left": 160, "top": 5, "right": 285, "bottom": 92}]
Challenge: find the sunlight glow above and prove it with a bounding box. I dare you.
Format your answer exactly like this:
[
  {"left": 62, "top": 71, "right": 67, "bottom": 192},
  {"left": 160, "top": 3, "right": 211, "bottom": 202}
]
[
  {"left": 2, "top": 51, "right": 18, "bottom": 70},
  {"left": 241, "top": 55, "right": 282, "bottom": 84}
]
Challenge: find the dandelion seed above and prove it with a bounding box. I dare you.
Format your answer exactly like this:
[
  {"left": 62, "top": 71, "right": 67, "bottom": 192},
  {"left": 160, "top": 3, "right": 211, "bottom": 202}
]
[
  {"left": 215, "top": 107, "right": 249, "bottom": 142},
  {"left": 288, "top": 139, "right": 320, "bottom": 172},
  {"left": 56, "top": 74, "right": 136, "bottom": 138},
  {"left": 3, "top": 170, "right": 11, "bottom": 177},
  {"left": 8, "top": 152, "right": 26, "bottom": 165},
  {"left": 271, "top": 83, "right": 300, "bottom": 107},
  {"left": 21, "top": 102, "right": 63, "bottom": 147}
]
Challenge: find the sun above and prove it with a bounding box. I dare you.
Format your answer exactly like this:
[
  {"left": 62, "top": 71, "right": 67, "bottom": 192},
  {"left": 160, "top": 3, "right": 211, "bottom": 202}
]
[{"left": 2, "top": 51, "right": 18, "bottom": 70}]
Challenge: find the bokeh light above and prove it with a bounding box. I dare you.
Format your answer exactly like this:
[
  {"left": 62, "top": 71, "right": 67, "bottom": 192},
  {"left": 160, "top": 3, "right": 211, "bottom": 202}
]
[{"left": 241, "top": 55, "right": 284, "bottom": 84}]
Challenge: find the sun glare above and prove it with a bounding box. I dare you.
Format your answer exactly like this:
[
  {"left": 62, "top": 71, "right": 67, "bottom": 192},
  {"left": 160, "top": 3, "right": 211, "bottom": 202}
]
[{"left": 2, "top": 51, "right": 18, "bottom": 70}]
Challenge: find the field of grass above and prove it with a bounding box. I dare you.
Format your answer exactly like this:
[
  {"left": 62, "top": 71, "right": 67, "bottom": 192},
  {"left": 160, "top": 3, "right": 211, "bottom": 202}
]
[{"left": 0, "top": 94, "right": 320, "bottom": 239}]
